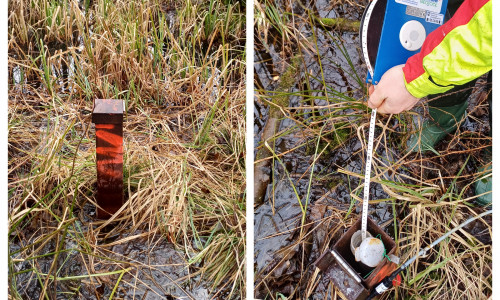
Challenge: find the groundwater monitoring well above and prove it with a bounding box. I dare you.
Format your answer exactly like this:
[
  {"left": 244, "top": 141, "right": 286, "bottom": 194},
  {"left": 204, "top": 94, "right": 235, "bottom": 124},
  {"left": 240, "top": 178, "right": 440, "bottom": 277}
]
[
  {"left": 314, "top": 217, "right": 399, "bottom": 300},
  {"left": 92, "top": 99, "right": 124, "bottom": 218}
]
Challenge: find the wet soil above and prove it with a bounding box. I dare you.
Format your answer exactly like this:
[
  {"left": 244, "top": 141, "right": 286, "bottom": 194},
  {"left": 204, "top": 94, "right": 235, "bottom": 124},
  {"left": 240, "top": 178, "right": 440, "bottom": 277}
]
[{"left": 9, "top": 203, "right": 213, "bottom": 299}]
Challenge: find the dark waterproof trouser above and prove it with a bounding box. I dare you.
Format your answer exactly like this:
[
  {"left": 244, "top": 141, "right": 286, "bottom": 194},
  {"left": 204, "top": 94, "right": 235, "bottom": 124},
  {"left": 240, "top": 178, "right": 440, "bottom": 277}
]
[{"left": 426, "top": 0, "right": 492, "bottom": 129}]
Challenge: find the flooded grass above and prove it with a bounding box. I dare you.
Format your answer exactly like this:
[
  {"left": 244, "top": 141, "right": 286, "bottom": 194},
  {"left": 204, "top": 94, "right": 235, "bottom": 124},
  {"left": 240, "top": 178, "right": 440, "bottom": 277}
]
[
  {"left": 254, "top": 1, "right": 491, "bottom": 299},
  {"left": 9, "top": 0, "right": 245, "bottom": 298}
]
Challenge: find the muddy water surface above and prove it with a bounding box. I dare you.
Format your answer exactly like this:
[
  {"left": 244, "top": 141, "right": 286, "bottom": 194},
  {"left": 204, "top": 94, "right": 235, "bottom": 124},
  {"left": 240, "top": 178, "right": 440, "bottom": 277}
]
[{"left": 10, "top": 220, "right": 212, "bottom": 299}]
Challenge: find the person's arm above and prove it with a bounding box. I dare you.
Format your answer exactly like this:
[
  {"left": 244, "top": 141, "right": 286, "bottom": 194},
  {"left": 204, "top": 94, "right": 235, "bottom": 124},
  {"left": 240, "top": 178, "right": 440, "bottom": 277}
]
[{"left": 369, "top": 0, "right": 492, "bottom": 114}]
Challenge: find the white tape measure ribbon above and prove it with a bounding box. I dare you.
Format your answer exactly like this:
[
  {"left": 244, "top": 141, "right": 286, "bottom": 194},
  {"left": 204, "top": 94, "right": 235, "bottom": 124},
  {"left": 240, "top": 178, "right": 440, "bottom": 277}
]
[{"left": 361, "top": 108, "right": 377, "bottom": 240}]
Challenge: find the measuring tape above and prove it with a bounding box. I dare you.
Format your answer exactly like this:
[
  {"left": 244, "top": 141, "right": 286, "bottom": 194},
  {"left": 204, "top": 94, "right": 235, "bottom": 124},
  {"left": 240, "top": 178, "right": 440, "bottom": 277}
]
[
  {"left": 360, "top": 0, "right": 378, "bottom": 240},
  {"left": 360, "top": 0, "right": 378, "bottom": 82},
  {"left": 361, "top": 108, "right": 377, "bottom": 240}
]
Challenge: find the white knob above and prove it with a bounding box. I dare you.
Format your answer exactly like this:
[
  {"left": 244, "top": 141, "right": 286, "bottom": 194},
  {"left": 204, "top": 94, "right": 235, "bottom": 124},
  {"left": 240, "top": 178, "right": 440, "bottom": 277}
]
[{"left": 400, "top": 20, "right": 426, "bottom": 51}]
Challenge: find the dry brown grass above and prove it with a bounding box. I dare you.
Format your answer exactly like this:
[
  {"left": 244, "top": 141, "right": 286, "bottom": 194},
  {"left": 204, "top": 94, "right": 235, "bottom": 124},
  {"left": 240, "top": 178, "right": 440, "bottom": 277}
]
[
  {"left": 254, "top": 1, "right": 491, "bottom": 299},
  {"left": 9, "top": 0, "right": 246, "bottom": 298}
]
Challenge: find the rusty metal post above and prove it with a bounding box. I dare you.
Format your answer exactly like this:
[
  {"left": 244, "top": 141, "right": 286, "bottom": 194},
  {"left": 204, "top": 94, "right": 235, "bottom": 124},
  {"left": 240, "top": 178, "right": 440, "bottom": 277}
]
[{"left": 92, "top": 99, "right": 124, "bottom": 218}]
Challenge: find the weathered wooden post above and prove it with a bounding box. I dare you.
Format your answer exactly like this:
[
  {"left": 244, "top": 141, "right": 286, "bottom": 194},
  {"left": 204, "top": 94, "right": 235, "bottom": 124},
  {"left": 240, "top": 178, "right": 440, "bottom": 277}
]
[{"left": 92, "top": 99, "right": 124, "bottom": 218}]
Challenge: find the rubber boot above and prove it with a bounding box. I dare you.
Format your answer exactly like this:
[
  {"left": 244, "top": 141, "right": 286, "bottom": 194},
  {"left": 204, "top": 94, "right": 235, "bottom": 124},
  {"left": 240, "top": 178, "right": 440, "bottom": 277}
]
[
  {"left": 474, "top": 163, "right": 492, "bottom": 207},
  {"left": 407, "top": 101, "right": 468, "bottom": 153}
]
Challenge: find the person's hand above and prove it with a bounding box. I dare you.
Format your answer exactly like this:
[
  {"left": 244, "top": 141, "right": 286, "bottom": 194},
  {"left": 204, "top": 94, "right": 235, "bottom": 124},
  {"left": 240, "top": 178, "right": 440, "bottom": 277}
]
[{"left": 367, "top": 64, "right": 420, "bottom": 114}]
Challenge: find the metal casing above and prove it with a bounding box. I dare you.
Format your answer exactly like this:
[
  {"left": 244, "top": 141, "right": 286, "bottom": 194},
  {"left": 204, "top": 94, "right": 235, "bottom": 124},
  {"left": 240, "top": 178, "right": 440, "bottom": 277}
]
[
  {"left": 92, "top": 99, "right": 124, "bottom": 218},
  {"left": 92, "top": 99, "right": 124, "bottom": 124},
  {"left": 314, "top": 217, "right": 397, "bottom": 300}
]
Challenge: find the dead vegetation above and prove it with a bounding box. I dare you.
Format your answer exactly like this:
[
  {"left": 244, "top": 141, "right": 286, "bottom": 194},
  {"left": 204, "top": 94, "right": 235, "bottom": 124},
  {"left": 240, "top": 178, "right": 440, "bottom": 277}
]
[
  {"left": 254, "top": 1, "right": 491, "bottom": 299},
  {"left": 9, "top": 0, "right": 246, "bottom": 298}
]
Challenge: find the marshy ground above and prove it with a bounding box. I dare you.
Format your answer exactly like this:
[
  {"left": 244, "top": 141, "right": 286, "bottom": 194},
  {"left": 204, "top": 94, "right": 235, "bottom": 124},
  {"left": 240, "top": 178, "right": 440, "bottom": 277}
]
[
  {"left": 254, "top": 1, "right": 491, "bottom": 299},
  {"left": 9, "top": 0, "right": 245, "bottom": 299}
]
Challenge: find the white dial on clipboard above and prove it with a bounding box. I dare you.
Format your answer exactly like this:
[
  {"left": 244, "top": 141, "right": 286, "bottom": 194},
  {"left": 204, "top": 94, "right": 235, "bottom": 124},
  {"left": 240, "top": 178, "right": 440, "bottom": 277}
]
[{"left": 400, "top": 20, "right": 426, "bottom": 51}]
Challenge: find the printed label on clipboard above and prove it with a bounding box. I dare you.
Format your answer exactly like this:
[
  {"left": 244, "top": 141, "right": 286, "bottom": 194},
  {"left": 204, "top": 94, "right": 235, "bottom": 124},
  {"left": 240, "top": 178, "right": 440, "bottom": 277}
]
[
  {"left": 406, "top": 6, "right": 426, "bottom": 19},
  {"left": 396, "top": 0, "right": 443, "bottom": 13},
  {"left": 426, "top": 11, "right": 444, "bottom": 25}
]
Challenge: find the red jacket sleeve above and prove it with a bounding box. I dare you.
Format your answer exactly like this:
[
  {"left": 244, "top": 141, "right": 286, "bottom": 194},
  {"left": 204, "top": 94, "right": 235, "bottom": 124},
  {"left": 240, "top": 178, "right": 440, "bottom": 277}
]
[{"left": 402, "top": 0, "right": 492, "bottom": 98}]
